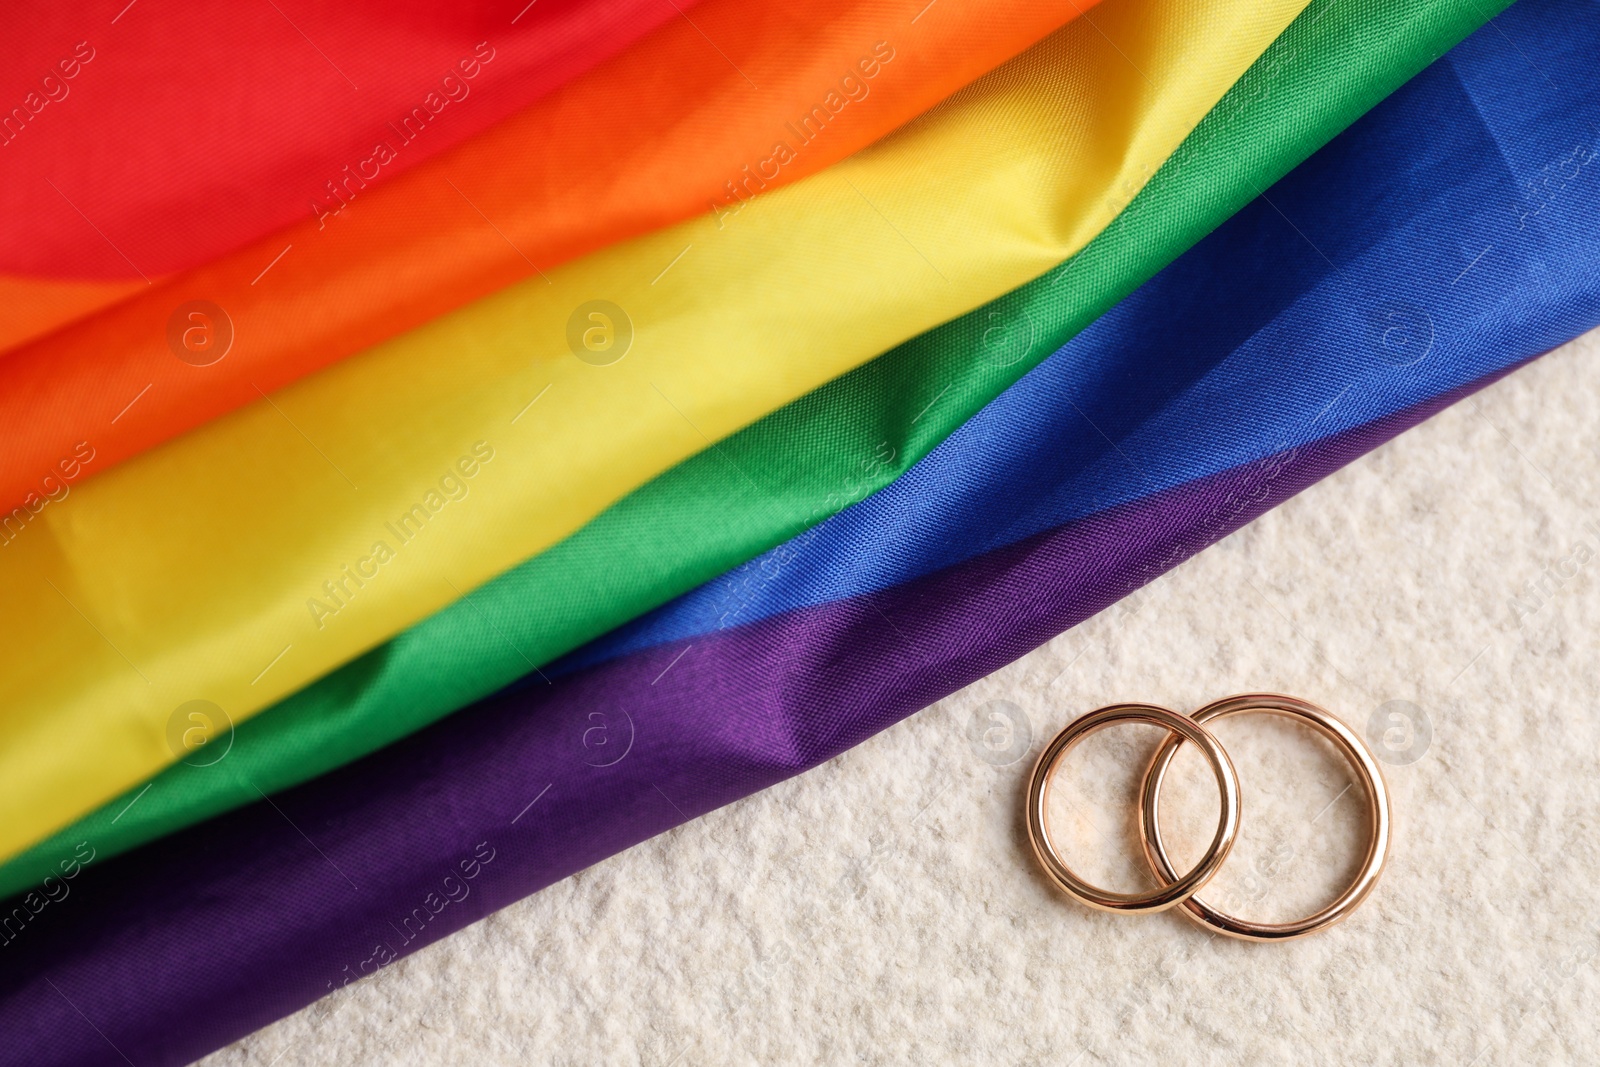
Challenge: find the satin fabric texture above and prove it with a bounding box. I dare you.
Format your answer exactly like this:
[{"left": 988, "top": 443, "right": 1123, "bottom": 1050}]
[
  {"left": 0, "top": 0, "right": 1309, "bottom": 864},
  {"left": 0, "top": 0, "right": 1496, "bottom": 895},
  {"left": 0, "top": 0, "right": 693, "bottom": 349},
  {"left": 0, "top": 0, "right": 1085, "bottom": 519},
  {"left": 0, "top": 2, "right": 1591, "bottom": 1061}
]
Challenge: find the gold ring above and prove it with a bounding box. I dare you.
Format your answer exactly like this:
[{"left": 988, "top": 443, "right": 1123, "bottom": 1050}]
[
  {"left": 1026, "top": 703, "right": 1241, "bottom": 913},
  {"left": 1138, "top": 693, "right": 1391, "bottom": 941}
]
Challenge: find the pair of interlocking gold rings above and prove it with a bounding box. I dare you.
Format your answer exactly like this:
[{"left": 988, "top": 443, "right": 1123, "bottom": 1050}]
[{"left": 1025, "top": 693, "right": 1390, "bottom": 941}]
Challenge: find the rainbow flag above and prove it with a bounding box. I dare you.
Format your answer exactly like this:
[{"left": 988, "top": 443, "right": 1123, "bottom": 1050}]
[{"left": 3, "top": 0, "right": 1594, "bottom": 1061}]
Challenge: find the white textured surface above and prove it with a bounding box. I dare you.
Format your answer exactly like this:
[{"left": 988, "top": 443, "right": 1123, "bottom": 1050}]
[{"left": 208, "top": 326, "right": 1600, "bottom": 1066}]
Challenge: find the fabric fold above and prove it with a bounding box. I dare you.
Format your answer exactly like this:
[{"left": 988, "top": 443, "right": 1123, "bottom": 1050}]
[
  {"left": 0, "top": 0, "right": 1085, "bottom": 518},
  {"left": 0, "top": 0, "right": 695, "bottom": 349},
  {"left": 0, "top": 0, "right": 1309, "bottom": 865}
]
